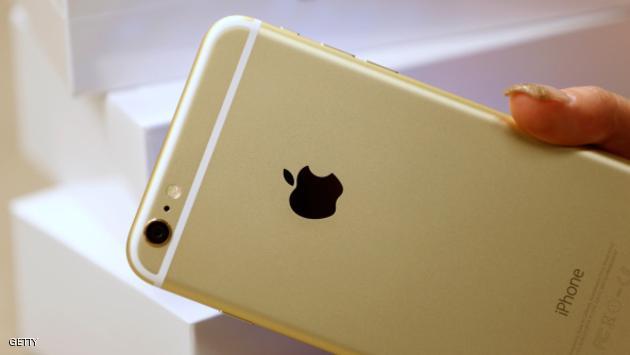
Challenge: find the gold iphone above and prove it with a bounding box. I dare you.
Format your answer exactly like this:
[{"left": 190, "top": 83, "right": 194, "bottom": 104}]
[{"left": 127, "top": 16, "right": 630, "bottom": 354}]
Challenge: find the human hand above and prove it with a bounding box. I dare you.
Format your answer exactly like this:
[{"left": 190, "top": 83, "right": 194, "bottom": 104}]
[{"left": 504, "top": 84, "right": 630, "bottom": 160}]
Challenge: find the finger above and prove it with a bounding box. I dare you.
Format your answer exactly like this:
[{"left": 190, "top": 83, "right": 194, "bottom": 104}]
[{"left": 504, "top": 84, "right": 630, "bottom": 159}]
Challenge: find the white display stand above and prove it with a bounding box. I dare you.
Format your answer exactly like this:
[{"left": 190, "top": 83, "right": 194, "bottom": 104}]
[
  {"left": 105, "top": 81, "right": 184, "bottom": 200},
  {"left": 19, "top": 0, "right": 630, "bottom": 93},
  {"left": 10, "top": 177, "right": 326, "bottom": 355},
  {"left": 11, "top": 6, "right": 113, "bottom": 183}
]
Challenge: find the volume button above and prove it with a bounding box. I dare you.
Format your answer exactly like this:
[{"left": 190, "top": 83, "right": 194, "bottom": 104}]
[
  {"left": 322, "top": 43, "right": 356, "bottom": 58},
  {"left": 366, "top": 60, "right": 399, "bottom": 74}
]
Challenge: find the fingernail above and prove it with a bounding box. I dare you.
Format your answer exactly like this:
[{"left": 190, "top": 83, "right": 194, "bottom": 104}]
[{"left": 504, "top": 83, "right": 572, "bottom": 104}]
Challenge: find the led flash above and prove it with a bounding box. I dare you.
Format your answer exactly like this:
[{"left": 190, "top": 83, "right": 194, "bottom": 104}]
[{"left": 166, "top": 185, "right": 182, "bottom": 199}]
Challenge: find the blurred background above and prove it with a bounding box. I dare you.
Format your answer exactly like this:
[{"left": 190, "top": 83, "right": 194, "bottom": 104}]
[
  {"left": 0, "top": 0, "right": 50, "bottom": 346},
  {"left": 1, "top": 0, "right": 629, "bottom": 353}
]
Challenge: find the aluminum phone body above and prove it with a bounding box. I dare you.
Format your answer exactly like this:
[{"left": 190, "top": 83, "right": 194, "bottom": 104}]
[{"left": 127, "top": 16, "right": 630, "bottom": 355}]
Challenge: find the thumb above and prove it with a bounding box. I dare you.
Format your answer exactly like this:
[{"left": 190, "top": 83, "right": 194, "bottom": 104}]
[{"left": 504, "top": 84, "right": 630, "bottom": 160}]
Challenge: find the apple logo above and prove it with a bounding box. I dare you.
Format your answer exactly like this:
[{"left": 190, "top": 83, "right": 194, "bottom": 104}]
[{"left": 283, "top": 166, "right": 343, "bottom": 219}]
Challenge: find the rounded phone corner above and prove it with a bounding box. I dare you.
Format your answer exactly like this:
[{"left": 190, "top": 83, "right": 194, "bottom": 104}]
[
  {"left": 209, "top": 15, "right": 259, "bottom": 32},
  {"left": 126, "top": 225, "right": 160, "bottom": 286},
  {"left": 201, "top": 15, "right": 262, "bottom": 47}
]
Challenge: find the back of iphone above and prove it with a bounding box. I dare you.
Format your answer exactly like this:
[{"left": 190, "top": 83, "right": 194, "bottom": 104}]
[{"left": 127, "top": 16, "right": 630, "bottom": 355}]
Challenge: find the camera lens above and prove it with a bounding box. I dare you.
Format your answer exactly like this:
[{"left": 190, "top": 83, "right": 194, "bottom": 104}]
[{"left": 144, "top": 219, "right": 171, "bottom": 245}]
